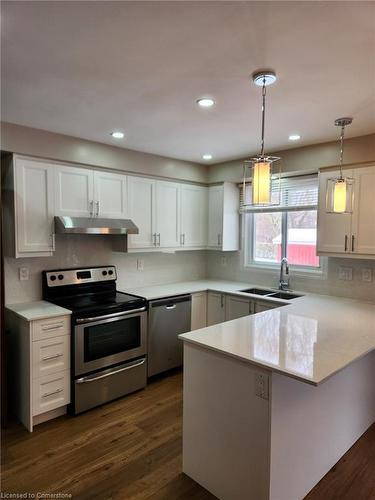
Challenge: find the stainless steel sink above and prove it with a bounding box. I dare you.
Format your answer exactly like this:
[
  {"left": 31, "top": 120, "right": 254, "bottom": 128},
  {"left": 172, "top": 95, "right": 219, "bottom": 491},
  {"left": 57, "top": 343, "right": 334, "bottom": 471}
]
[
  {"left": 267, "top": 291, "right": 302, "bottom": 300},
  {"left": 239, "top": 288, "right": 303, "bottom": 300},
  {"left": 240, "top": 288, "right": 274, "bottom": 296}
]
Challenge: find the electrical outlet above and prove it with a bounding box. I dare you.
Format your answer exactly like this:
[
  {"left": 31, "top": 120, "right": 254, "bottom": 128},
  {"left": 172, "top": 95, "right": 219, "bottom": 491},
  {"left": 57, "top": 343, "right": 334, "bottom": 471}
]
[
  {"left": 255, "top": 373, "right": 269, "bottom": 400},
  {"left": 19, "top": 267, "right": 29, "bottom": 281},
  {"left": 361, "top": 268, "right": 372, "bottom": 282},
  {"left": 338, "top": 266, "right": 353, "bottom": 281},
  {"left": 221, "top": 256, "right": 227, "bottom": 267},
  {"left": 137, "top": 259, "right": 144, "bottom": 271}
]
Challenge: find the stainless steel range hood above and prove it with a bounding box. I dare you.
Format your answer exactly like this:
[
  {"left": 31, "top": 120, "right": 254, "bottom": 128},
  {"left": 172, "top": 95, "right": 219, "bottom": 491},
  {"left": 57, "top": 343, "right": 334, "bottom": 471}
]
[{"left": 54, "top": 216, "right": 139, "bottom": 235}]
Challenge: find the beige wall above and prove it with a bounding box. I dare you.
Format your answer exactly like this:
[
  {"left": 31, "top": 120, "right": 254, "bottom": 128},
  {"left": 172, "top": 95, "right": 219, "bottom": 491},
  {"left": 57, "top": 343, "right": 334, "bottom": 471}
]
[
  {"left": 1, "top": 122, "right": 208, "bottom": 183},
  {"left": 208, "top": 134, "right": 375, "bottom": 183}
]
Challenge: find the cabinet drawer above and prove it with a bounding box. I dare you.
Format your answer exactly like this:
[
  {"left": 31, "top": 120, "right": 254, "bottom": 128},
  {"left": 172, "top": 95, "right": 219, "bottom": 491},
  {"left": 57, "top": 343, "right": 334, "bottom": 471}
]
[
  {"left": 32, "top": 370, "right": 70, "bottom": 416},
  {"left": 32, "top": 315, "right": 70, "bottom": 341},
  {"left": 32, "top": 335, "right": 70, "bottom": 379}
]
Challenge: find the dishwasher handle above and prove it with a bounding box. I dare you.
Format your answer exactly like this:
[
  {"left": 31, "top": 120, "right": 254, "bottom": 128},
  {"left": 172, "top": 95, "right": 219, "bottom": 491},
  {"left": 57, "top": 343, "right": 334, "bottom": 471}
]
[{"left": 150, "top": 294, "right": 191, "bottom": 308}]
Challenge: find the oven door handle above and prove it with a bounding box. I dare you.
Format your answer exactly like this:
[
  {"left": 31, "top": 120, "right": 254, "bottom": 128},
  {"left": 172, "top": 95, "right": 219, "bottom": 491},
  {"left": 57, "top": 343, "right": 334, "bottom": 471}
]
[
  {"left": 75, "top": 306, "right": 146, "bottom": 324},
  {"left": 76, "top": 358, "right": 146, "bottom": 384}
]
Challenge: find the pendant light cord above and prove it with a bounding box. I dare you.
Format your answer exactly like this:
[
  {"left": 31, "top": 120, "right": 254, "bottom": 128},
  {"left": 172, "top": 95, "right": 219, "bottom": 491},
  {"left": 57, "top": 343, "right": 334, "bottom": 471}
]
[
  {"left": 260, "top": 77, "right": 266, "bottom": 157},
  {"left": 339, "top": 124, "right": 345, "bottom": 179}
]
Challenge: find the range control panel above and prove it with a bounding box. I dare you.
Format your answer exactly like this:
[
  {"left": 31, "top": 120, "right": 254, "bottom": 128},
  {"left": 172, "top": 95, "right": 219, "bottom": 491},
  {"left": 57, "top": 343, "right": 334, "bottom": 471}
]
[{"left": 45, "top": 266, "right": 117, "bottom": 287}]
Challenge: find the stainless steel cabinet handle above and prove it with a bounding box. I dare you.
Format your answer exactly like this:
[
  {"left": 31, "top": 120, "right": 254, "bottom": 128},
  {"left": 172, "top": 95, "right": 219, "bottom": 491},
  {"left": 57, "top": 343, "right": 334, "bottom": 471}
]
[
  {"left": 152, "top": 233, "right": 156, "bottom": 246},
  {"left": 165, "top": 304, "right": 176, "bottom": 310},
  {"left": 220, "top": 294, "right": 224, "bottom": 308},
  {"left": 89, "top": 200, "right": 94, "bottom": 217},
  {"left": 351, "top": 235, "right": 355, "bottom": 252},
  {"left": 42, "top": 388, "right": 63, "bottom": 398},
  {"left": 76, "top": 358, "right": 146, "bottom": 384},
  {"left": 96, "top": 201, "right": 100, "bottom": 217},
  {"left": 42, "top": 353, "right": 63, "bottom": 361},
  {"left": 180, "top": 233, "right": 185, "bottom": 245},
  {"left": 344, "top": 235, "right": 348, "bottom": 252},
  {"left": 157, "top": 233, "right": 161, "bottom": 246},
  {"left": 42, "top": 323, "right": 64, "bottom": 331}
]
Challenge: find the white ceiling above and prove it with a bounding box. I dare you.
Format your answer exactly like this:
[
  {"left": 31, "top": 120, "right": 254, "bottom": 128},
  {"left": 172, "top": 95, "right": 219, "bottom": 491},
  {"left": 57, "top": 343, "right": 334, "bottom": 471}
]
[{"left": 2, "top": 1, "right": 375, "bottom": 164}]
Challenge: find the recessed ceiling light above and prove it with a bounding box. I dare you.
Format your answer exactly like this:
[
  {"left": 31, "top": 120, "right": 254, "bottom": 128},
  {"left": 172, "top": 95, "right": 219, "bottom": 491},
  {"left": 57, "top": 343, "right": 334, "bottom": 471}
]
[
  {"left": 197, "top": 98, "right": 215, "bottom": 108},
  {"left": 289, "top": 134, "right": 301, "bottom": 141},
  {"left": 202, "top": 154, "right": 213, "bottom": 160},
  {"left": 111, "top": 131, "right": 124, "bottom": 139}
]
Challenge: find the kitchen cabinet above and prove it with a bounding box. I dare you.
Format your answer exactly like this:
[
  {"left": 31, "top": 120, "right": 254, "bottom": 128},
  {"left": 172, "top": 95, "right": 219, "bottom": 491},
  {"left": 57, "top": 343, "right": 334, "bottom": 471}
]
[
  {"left": 127, "top": 176, "right": 156, "bottom": 249},
  {"left": 191, "top": 292, "right": 207, "bottom": 330},
  {"left": 55, "top": 165, "right": 94, "bottom": 217},
  {"left": 317, "top": 165, "right": 375, "bottom": 258},
  {"left": 4, "top": 157, "right": 55, "bottom": 257},
  {"left": 93, "top": 171, "right": 128, "bottom": 219},
  {"left": 207, "top": 292, "right": 226, "bottom": 326},
  {"left": 180, "top": 184, "right": 208, "bottom": 248},
  {"left": 225, "top": 295, "right": 253, "bottom": 320},
  {"left": 155, "top": 181, "right": 181, "bottom": 248},
  {"left": 208, "top": 183, "right": 239, "bottom": 251},
  {"left": 254, "top": 300, "right": 279, "bottom": 313},
  {"left": 6, "top": 307, "right": 71, "bottom": 432}
]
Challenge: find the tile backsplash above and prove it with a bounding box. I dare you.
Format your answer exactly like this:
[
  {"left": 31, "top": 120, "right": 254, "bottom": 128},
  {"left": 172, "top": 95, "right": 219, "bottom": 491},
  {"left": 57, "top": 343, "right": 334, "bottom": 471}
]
[
  {"left": 4, "top": 235, "right": 375, "bottom": 304},
  {"left": 4, "top": 235, "right": 207, "bottom": 304}
]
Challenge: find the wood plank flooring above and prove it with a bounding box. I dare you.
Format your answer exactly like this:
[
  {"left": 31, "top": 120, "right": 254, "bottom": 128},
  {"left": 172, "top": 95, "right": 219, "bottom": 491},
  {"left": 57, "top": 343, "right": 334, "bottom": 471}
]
[{"left": 1, "top": 370, "right": 374, "bottom": 500}]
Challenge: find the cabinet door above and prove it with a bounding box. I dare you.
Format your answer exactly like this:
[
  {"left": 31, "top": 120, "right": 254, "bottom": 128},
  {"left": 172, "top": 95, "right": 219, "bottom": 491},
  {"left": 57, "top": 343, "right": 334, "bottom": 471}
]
[
  {"left": 155, "top": 181, "right": 181, "bottom": 248},
  {"left": 351, "top": 166, "right": 375, "bottom": 255},
  {"left": 225, "top": 295, "right": 252, "bottom": 321},
  {"left": 15, "top": 158, "right": 55, "bottom": 255},
  {"left": 94, "top": 171, "right": 128, "bottom": 218},
  {"left": 254, "top": 300, "right": 278, "bottom": 313},
  {"left": 317, "top": 169, "right": 352, "bottom": 254},
  {"left": 207, "top": 292, "right": 225, "bottom": 326},
  {"left": 55, "top": 165, "right": 94, "bottom": 217},
  {"left": 181, "top": 185, "right": 208, "bottom": 247},
  {"left": 208, "top": 185, "right": 223, "bottom": 248},
  {"left": 191, "top": 292, "right": 207, "bottom": 330},
  {"left": 127, "top": 176, "right": 156, "bottom": 248}
]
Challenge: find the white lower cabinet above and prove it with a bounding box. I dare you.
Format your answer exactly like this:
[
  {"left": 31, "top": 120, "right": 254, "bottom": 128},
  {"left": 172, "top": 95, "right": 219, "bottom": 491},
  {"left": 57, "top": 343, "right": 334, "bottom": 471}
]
[
  {"left": 6, "top": 310, "right": 71, "bottom": 432},
  {"left": 254, "top": 300, "right": 279, "bottom": 313},
  {"left": 225, "top": 295, "right": 253, "bottom": 320},
  {"left": 207, "top": 292, "right": 226, "bottom": 326},
  {"left": 191, "top": 292, "right": 207, "bottom": 330}
]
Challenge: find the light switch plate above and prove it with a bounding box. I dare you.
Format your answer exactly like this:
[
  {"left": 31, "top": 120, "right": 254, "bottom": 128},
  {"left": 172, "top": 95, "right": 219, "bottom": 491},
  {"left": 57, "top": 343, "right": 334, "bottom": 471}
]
[
  {"left": 137, "top": 259, "right": 144, "bottom": 271},
  {"left": 255, "top": 373, "right": 269, "bottom": 400},
  {"left": 19, "top": 267, "right": 29, "bottom": 281},
  {"left": 338, "top": 266, "right": 353, "bottom": 281},
  {"left": 361, "top": 268, "right": 372, "bottom": 282}
]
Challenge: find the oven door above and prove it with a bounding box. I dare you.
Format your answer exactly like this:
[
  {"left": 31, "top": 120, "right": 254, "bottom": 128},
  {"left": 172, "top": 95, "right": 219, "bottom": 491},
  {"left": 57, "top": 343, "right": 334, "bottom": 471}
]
[{"left": 74, "top": 308, "right": 147, "bottom": 376}]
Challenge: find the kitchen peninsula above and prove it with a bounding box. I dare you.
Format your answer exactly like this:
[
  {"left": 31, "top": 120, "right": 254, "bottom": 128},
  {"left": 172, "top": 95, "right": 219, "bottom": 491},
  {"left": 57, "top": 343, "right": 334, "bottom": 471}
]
[{"left": 180, "top": 294, "right": 375, "bottom": 500}]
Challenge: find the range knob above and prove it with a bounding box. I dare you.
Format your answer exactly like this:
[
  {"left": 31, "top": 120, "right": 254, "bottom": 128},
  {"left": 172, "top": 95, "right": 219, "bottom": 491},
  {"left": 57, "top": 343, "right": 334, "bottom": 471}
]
[
  {"left": 50, "top": 275, "right": 57, "bottom": 281},
  {"left": 102, "top": 270, "right": 108, "bottom": 276},
  {"left": 108, "top": 270, "right": 114, "bottom": 276},
  {"left": 58, "top": 274, "right": 64, "bottom": 280}
]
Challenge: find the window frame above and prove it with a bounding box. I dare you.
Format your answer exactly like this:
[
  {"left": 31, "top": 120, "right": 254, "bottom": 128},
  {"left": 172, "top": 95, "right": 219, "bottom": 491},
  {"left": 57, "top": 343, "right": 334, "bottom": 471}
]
[{"left": 244, "top": 209, "right": 327, "bottom": 277}]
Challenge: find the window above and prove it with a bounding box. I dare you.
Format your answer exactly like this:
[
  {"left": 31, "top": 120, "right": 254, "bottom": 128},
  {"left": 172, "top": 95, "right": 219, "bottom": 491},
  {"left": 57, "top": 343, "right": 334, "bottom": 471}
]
[{"left": 242, "top": 175, "right": 320, "bottom": 270}]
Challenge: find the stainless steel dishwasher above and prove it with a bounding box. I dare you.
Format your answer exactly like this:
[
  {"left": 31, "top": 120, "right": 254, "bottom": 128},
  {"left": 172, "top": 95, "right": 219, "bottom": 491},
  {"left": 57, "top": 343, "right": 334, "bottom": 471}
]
[{"left": 148, "top": 294, "right": 191, "bottom": 377}]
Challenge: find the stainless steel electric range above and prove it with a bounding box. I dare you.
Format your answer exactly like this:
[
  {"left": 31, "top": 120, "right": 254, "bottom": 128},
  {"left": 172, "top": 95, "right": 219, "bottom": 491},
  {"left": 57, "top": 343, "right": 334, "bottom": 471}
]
[{"left": 42, "top": 266, "right": 148, "bottom": 414}]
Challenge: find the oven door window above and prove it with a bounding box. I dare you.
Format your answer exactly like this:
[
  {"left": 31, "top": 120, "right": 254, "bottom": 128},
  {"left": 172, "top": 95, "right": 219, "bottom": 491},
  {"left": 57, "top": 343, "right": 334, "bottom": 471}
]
[{"left": 83, "top": 316, "right": 141, "bottom": 362}]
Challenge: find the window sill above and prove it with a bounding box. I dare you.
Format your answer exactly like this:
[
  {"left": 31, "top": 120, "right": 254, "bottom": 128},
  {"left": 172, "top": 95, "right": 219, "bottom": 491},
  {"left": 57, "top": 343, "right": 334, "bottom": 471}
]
[{"left": 244, "top": 261, "right": 327, "bottom": 280}]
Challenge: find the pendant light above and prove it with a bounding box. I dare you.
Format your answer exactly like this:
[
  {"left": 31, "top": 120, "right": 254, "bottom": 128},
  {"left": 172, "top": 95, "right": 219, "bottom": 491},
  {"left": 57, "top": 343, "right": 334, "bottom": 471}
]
[
  {"left": 326, "top": 117, "right": 354, "bottom": 213},
  {"left": 242, "top": 70, "right": 281, "bottom": 207}
]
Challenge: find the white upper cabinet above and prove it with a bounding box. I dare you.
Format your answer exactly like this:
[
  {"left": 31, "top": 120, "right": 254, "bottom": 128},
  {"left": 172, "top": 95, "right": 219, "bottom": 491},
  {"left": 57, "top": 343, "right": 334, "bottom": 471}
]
[
  {"left": 317, "top": 165, "right": 375, "bottom": 258},
  {"left": 155, "top": 181, "right": 181, "bottom": 248},
  {"left": 208, "top": 183, "right": 239, "bottom": 251},
  {"left": 127, "top": 176, "right": 156, "bottom": 249},
  {"left": 317, "top": 169, "right": 352, "bottom": 254},
  {"left": 180, "top": 184, "right": 207, "bottom": 248},
  {"left": 351, "top": 166, "right": 375, "bottom": 255},
  {"left": 55, "top": 165, "right": 94, "bottom": 217},
  {"left": 13, "top": 158, "right": 55, "bottom": 256},
  {"left": 93, "top": 171, "right": 128, "bottom": 219}
]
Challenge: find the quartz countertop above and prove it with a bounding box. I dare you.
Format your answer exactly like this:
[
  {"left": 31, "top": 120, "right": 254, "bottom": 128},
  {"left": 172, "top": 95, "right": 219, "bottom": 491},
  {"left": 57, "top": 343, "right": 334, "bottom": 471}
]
[
  {"left": 6, "top": 301, "right": 72, "bottom": 321},
  {"left": 123, "top": 279, "right": 375, "bottom": 386}
]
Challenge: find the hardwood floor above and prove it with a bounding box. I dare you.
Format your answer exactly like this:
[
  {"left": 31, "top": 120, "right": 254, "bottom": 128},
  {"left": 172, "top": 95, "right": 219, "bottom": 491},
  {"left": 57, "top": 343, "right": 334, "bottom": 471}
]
[{"left": 1, "top": 370, "right": 374, "bottom": 500}]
